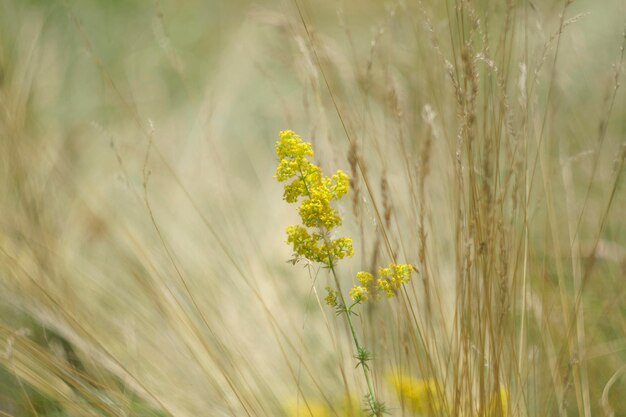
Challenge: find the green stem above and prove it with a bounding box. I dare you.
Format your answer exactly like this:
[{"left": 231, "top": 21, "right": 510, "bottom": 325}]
[{"left": 328, "top": 262, "right": 381, "bottom": 416}]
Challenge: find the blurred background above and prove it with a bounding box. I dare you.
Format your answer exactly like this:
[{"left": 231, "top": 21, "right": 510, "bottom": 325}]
[{"left": 1, "top": 0, "right": 625, "bottom": 416}]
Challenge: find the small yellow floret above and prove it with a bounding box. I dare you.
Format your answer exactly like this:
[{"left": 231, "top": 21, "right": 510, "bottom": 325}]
[
  {"left": 330, "top": 237, "right": 354, "bottom": 260},
  {"left": 391, "top": 263, "right": 413, "bottom": 285},
  {"left": 349, "top": 286, "right": 368, "bottom": 301},
  {"left": 286, "top": 225, "right": 320, "bottom": 261},
  {"left": 377, "top": 278, "right": 393, "bottom": 298},
  {"left": 331, "top": 170, "right": 349, "bottom": 199},
  {"left": 298, "top": 197, "right": 341, "bottom": 229},
  {"left": 352, "top": 264, "right": 413, "bottom": 302},
  {"left": 283, "top": 179, "right": 305, "bottom": 203},
  {"left": 324, "top": 286, "right": 338, "bottom": 307},
  {"left": 376, "top": 263, "right": 413, "bottom": 298},
  {"left": 357, "top": 271, "right": 373, "bottom": 286}
]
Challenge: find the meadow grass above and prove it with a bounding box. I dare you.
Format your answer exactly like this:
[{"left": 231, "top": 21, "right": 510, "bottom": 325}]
[{"left": 1, "top": 0, "right": 625, "bottom": 416}]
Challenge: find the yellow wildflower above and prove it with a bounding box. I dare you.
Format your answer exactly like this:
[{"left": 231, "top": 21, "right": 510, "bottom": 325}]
[
  {"left": 276, "top": 131, "right": 353, "bottom": 268},
  {"left": 275, "top": 130, "right": 314, "bottom": 161},
  {"left": 324, "top": 286, "right": 338, "bottom": 307},
  {"left": 330, "top": 170, "right": 350, "bottom": 199},
  {"left": 377, "top": 263, "right": 413, "bottom": 298},
  {"left": 349, "top": 286, "right": 368, "bottom": 301},
  {"left": 377, "top": 278, "right": 393, "bottom": 298},
  {"left": 283, "top": 178, "right": 306, "bottom": 203},
  {"left": 350, "top": 263, "right": 414, "bottom": 303},
  {"left": 298, "top": 197, "right": 341, "bottom": 229},
  {"left": 351, "top": 271, "right": 380, "bottom": 301},
  {"left": 357, "top": 271, "right": 373, "bottom": 286},
  {"left": 329, "top": 237, "right": 354, "bottom": 259},
  {"left": 277, "top": 131, "right": 379, "bottom": 416},
  {"left": 286, "top": 225, "right": 320, "bottom": 261}
]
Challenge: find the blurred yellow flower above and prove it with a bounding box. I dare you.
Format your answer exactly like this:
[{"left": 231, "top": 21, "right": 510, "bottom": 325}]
[
  {"left": 284, "top": 399, "right": 330, "bottom": 417},
  {"left": 324, "top": 286, "right": 338, "bottom": 307},
  {"left": 386, "top": 371, "right": 443, "bottom": 415}
]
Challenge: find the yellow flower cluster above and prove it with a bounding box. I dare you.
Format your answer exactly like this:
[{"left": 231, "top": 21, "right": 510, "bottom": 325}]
[
  {"left": 324, "top": 286, "right": 338, "bottom": 307},
  {"left": 348, "top": 271, "right": 373, "bottom": 301},
  {"left": 349, "top": 263, "right": 413, "bottom": 302},
  {"left": 276, "top": 131, "right": 353, "bottom": 266}
]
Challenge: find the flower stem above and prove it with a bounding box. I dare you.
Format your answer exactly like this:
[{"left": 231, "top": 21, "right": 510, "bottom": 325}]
[{"left": 328, "top": 262, "right": 382, "bottom": 416}]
